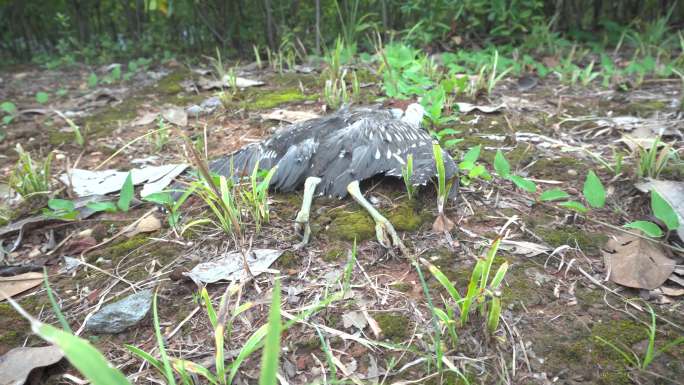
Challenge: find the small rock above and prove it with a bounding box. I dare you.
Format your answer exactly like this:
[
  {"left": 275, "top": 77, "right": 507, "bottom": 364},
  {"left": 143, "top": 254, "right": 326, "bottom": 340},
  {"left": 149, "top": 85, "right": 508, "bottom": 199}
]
[{"left": 85, "top": 289, "right": 152, "bottom": 334}]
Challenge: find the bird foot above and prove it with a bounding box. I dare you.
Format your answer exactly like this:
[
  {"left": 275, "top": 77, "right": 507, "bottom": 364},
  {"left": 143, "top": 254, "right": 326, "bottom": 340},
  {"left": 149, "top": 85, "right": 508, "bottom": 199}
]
[
  {"left": 375, "top": 219, "right": 409, "bottom": 257},
  {"left": 293, "top": 211, "right": 312, "bottom": 248}
]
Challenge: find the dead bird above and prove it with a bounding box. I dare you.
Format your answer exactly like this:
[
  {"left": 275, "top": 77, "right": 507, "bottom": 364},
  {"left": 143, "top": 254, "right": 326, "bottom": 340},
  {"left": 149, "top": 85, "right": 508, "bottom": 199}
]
[{"left": 203, "top": 103, "right": 458, "bottom": 255}]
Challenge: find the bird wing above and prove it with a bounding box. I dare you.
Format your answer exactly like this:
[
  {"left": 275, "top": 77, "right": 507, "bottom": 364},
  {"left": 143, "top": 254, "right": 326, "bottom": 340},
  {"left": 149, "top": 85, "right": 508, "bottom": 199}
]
[{"left": 313, "top": 117, "right": 451, "bottom": 197}]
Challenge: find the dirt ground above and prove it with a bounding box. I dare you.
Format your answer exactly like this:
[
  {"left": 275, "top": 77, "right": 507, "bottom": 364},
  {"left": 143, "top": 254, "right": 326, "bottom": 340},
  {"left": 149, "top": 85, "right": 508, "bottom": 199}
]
[{"left": 0, "top": 60, "right": 682, "bottom": 385}]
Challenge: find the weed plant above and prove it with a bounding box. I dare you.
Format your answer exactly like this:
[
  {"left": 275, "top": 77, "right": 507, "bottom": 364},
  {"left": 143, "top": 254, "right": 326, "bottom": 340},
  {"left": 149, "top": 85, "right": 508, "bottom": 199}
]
[{"left": 9, "top": 145, "right": 53, "bottom": 197}]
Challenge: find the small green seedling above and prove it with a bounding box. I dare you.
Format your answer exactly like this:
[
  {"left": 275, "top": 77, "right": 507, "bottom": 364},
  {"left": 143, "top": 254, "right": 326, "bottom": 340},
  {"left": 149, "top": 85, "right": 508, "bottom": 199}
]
[
  {"left": 624, "top": 190, "right": 679, "bottom": 237},
  {"left": 35, "top": 92, "right": 49, "bottom": 104},
  {"left": 43, "top": 199, "right": 78, "bottom": 220},
  {"left": 86, "top": 172, "right": 134, "bottom": 213},
  {"left": 1, "top": 101, "right": 17, "bottom": 125},
  {"left": 428, "top": 237, "right": 508, "bottom": 334},
  {"left": 493, "top": 150, "right": 536, "bottom": 192},
  {"left": 9, "top": 145, "right": 53, "bottom": 197},
  {"left": 402, "top": 154, "right": 416, "bottom": 200},
  {"left": 458, "top": 145, "right": 491, "bottom": 186},
  {"left": 143, "top": 188, "right": 194, "bottom": 232}
]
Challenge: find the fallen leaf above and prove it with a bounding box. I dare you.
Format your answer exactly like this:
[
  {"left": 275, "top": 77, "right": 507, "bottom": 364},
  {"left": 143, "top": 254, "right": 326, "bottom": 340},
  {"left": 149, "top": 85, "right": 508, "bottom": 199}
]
[
  {"left": 260, "top": 109, "right": 319, "bottom": 123},
  {"left": 0, "top": 345, "right": 64, "bottom": 385},
  {"left": 500, "top": 240, "right": 551, "bottom": 257},
  {"left": 456, "top": 102, "right": 505, "bottom": 114},
  {"left": 342, "top": 311, "right": 367, "bottom": 330},
  {"left": 124, "top": 214, "right": 161, "bottom": 237},
  {"left": 432, "top": 214, "right": 454, "bottom": 233},
  {"left": 60, "top": 164, "right": 188, "bottom": 197},
  {"left": 602, "top": 235, "right": 675, "bottom": 290},
  {"left": 132, "top": 111, "right": 159, "bottom": 126},
  {"left": 184, "top": 249, "right": 283, "bottom": 284},
  {"left": 161, "top": 107, "right": 187, "bottom": 127},
  {"left": 660, "top": 286, "right": 684, "bottom": 296},
  {"left": 0, "top": 272, "right": 43, "bottom": 301}
]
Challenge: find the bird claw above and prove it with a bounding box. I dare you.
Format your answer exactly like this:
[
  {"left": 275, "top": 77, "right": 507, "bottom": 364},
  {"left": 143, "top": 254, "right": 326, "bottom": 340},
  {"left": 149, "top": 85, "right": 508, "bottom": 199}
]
[
  {"left": 375, "top": 220, "right": 409, "bottom": 257},
  {"left": 294, "top": 214, "right": 311, "bottom": 248}
]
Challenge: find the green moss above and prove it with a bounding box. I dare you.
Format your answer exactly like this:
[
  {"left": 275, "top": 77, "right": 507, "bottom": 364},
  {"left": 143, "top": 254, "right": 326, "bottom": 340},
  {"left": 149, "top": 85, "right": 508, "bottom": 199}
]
[
  {"left": 390, "top": 281, "right": 413, "bottom": 292},
  {"left": 537, "top": 226, "right": 607, "bottom": 254},
  {"left": 276, "top": 251, "right": 299, "bottom": 270},
  {"left": 375, "top": 312, "right": 412, "bottom": 342},
  {"left": 153, "top": 69, "right": 190, "bottom": 95},
  {"left": 387, "top": 201, "right": 431, "bottom": 232},
  {"left": 322, "top": 246, "right": 346, "bottom": 262},
  {"left": 530, "top": 156, "right": 584, "bottom": 180},
  {"left": 591, "top": 320, "right": 647, "bottom": 358},
  {"left": 88, "top": 234, "right": 150, "bottom": 263},
  {"left": 243, "top": 88, "right": 314, "bottom": 110},
  {"left": 424, "top": 371, "right": 475, "bottom": 385},
  {"left": 625, "top": 100, "right": 666, "bottom": 116},
  {"left": 327, "top": 201, "right": 430, "bottom": 242},
  {"left": 294, "top": 336, "right": 321, "bottom": 351},
  {"left": 327, "top": 208, "right": 376, "bottom": 241},
  {"left": 0, "top": 297, "right": 42, "bottom": 352}
]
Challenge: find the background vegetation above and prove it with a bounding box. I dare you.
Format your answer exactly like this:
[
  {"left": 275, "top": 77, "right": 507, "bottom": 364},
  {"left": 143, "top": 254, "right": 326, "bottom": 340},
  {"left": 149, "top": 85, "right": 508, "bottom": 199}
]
[{"left": 2, "top": 0, "right": 683, "bottom": 65}]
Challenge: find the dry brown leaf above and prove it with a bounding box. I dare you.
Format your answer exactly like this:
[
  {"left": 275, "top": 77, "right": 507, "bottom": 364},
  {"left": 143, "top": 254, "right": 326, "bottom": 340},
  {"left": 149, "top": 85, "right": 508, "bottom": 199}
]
[
  {"left": 132, "top": 111, "right": 159, "bottom": 126},
  {"left": 124, "top": 214, "right": 162, "bottom": 237},
  {"left": 260, "top": 109, "right": 319, "bottom": 123},
  {"left": 602, "top": 235, "right": 674, "bottom": 290},
  {"left": 0, "top": 345, "right": 63, "bottom": 385},
  {"left": 0, "top": 272, "right": 43, "bottom": 301},
  {"left": 432, "top": 214, "right": 454, "bottom": 233},
  {"left": 161, "top": 107, "right": 187, "bottom": 127}
]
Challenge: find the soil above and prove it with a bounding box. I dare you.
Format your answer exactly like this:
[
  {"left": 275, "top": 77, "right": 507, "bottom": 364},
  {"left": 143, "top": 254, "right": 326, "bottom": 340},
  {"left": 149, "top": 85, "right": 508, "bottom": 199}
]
[{"left": 0, "top": 60, "right": 682, "bottom": 385}]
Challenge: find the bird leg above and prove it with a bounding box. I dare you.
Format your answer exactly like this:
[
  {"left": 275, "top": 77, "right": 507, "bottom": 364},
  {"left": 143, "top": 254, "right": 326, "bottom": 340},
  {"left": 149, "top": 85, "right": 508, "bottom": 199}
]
[
  {"left": 346, "top": 181, "right": 409, "bottom": 257},
  {"left": 294, "top": 176, "right": 322, "bottom": 248}
]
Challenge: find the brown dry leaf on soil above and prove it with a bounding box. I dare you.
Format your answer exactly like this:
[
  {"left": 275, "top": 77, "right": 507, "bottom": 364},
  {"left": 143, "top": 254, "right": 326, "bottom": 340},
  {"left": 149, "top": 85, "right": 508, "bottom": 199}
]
[
  {"left": 432, "top": 213, "right": 454, "bottom": 233},
  {"left": 0, "top": 272, "right": 43, "bottom": 301},
  {"left": 0, "top": 345, "right": 64, "bottom": 385},
  {"left": 602, "top": 234, "right": 675, "bottom": 290}
]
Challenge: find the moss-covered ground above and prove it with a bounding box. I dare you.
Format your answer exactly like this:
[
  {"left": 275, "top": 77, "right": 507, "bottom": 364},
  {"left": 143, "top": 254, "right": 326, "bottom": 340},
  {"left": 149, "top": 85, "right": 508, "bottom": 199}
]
[{"left": 0, "top": 61, "right": 681, "bottom": 385}]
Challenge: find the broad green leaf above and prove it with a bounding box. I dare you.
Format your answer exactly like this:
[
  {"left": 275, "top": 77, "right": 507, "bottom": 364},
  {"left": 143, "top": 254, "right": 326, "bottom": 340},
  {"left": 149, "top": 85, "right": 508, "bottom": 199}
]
[
  {"left": 143, "top": 192, "right": 173, "bottom": 206},
  {"left": 36, "top": 92, "right": 49, "bottom": 104},
  {"left": 583, "top": 170, "right": 605, "bottom": 208},
  {"left": 259, "top": 279, "right": 282, "bottom": 385},
  {"left": 443, "top": 138, "right": 463, "bottom": 148},
  {"left": 540, "top": 188, "right": 570, "bottom": 202},
  {"left": 558, "top": 201, "right": 588, "bottom": 213},
  {"left": 117, "top": 172, "right": 134, "bottom": 212},
  {"left": 468, "top": 164, "right": 487, "bottom": 179},
  {"left": 458, "top": 160, "right": 474, "bottom": 171},
  {"left": 2, "top": 115, "right": 13, "bottom": 125},
  {"left": 36, "top": 323, "right": 131, "bottom": 385},
  {"left": 48, "top": 198, "right": 75, "bottom": 211},
  {"left": 462, "top": 145, "right": 481, "bottom": 164},
  {"left": 494, "top": 150, "right": 510, "bottom": 178},
  {"left": 509, "top": 175, "right": 537, "bottom": 192},
  {"left": 624, "top": 221, "right": 663, "bottom": 237},
  {"left": 86, "top": 201, "right": 118, "bottom": 213},
  {"left": 1, "top": 101, "right": 16, "bottom": 113},
  {"left": 651, "top": 191, "right": 679, "bottom": 231}
]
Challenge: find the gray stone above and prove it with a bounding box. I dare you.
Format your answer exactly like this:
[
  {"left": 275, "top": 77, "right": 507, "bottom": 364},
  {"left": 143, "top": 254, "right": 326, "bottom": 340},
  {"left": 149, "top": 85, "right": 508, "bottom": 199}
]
[{"left": 85, "top": 289, "right": 152, "bottom": 334}]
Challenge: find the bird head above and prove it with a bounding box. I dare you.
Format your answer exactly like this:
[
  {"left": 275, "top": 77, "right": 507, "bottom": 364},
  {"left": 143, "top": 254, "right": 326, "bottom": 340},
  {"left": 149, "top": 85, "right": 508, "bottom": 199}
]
[{"left": 401, "top": 103, "right": 425, "bottom": 127}]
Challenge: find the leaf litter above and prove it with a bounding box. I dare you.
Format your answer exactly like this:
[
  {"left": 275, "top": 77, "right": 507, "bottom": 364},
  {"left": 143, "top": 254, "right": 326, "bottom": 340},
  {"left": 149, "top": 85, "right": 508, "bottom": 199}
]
[{"left": 0, "top": 57, "right": 683, "bottom": 385}]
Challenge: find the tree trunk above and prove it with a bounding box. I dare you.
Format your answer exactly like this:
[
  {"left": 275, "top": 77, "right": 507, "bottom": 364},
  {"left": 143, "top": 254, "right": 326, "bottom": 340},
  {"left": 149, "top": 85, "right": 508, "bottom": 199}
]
[
  {"left": 315, "top": 0, "right": 320, "bottom": 54},
  {"left": 264, "top": 0, "right": 275, "bottom": 49}
]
